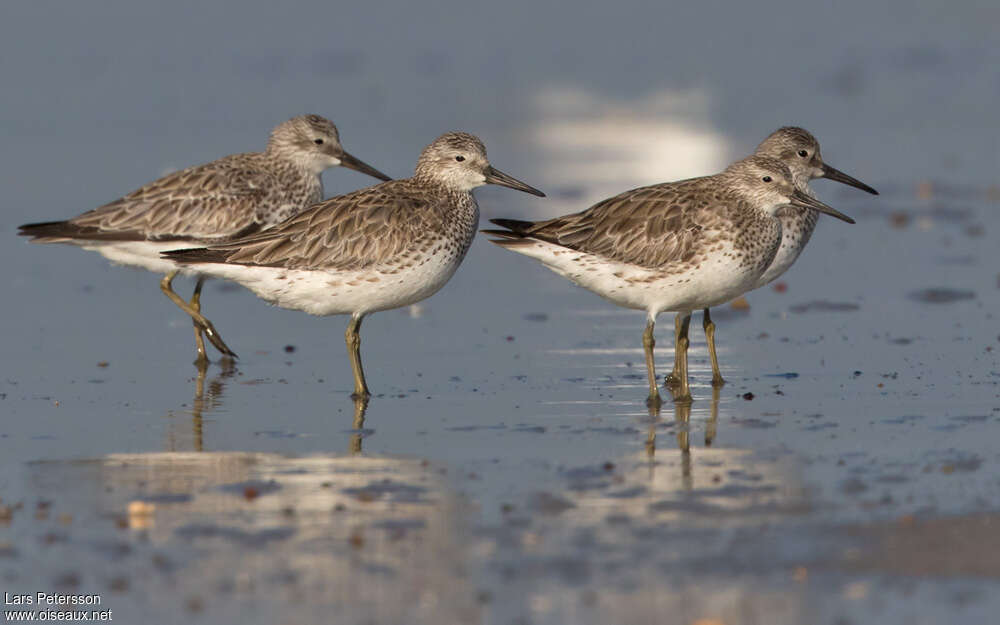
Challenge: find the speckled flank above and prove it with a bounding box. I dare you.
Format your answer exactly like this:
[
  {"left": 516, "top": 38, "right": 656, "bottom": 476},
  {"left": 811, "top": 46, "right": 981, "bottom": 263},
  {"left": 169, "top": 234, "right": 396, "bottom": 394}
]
[
  {"left": 485, "top": 154, "right": 826, "bottom": 401},
  {"left": 487, "top": 155, "right": 799, "bottom": 317}
]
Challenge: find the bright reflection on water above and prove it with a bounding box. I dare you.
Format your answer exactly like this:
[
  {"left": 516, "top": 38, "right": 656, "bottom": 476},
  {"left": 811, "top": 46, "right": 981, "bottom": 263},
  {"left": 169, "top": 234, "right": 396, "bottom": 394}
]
[
  {"left": 528, "top": 86, "right": 732, "bottom": 215},
  {"left": 18, "top": 452, "right": 478, "bottom": 624},
  {"left": 6, "top": 383, "right": 823, "bottom": 625}
]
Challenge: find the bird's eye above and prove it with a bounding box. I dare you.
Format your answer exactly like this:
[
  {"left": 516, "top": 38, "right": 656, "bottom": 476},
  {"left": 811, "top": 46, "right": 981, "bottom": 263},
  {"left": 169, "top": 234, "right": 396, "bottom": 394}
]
[
  {"left": 797, "top": 150, "right": 808, "bottom": 157},
  {"left": 314, "top": 139, "right": 324, "bottom": 145},
  {"left": 455, "top": 155, "right": 465, "bottom": 162},
  {"left": 762, "top": 175, "right": 773, "bottom": 183}
]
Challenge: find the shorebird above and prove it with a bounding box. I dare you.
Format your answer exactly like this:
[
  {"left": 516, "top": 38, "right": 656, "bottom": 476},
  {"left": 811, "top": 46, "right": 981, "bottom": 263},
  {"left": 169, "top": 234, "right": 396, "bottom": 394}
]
[
  {"left": 664, "top": 127, "right": 878, "bottom": 390},
  {"left": 483, "top": 155, "right": 854, "bottom": 404},
  {"left": 18, "top": 114, "right": 390, "bottom": 363},
  {"left": 163, "top": 132, "right": 544, "bottom": 398}
]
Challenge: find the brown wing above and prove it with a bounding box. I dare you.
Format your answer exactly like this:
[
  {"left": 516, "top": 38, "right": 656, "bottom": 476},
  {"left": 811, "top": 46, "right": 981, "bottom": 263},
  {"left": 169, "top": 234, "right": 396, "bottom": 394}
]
[
  {"left": 515, "top": 180, "right": 726, "bottom": 269},
  {"left": 173, "top": 180, "right": 442, "bottom": 271},
  {"left": 63, "top": 154, "right": 278, "bottom": 241}
]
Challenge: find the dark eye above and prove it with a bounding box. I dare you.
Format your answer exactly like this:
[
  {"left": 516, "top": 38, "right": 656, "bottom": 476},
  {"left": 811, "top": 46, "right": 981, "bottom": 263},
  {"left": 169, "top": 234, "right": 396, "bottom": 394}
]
[
  {"left": 797, "top": 150, "right": 808, "bottom": 157},
  {"left": 314, "top": 139, "right": 324, "bottom": 145},
  {"left": 762, "top": 175, "right": 772, "bottom": 183},
  {"left": 455, "top": 155, "right": 465, "bottom": 162}
]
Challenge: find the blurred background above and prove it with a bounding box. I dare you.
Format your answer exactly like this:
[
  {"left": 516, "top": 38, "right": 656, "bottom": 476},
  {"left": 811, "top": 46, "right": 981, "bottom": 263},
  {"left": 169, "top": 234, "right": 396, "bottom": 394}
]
[
  {"left": 3, "top": 0, "right": 997, "bottom": 206},
  {"left": 2, "top": 2, "right": 999, "bottom": 624}
]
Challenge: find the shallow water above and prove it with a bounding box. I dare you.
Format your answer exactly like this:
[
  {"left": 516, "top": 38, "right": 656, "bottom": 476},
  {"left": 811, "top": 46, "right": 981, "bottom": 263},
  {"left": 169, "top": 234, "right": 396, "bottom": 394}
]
[{"left": 3, "top": 2, "right": 1000, "bottom": 624}]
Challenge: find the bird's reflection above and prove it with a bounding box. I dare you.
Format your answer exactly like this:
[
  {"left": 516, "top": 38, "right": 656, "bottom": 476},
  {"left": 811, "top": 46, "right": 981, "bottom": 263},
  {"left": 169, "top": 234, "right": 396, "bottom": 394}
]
[
  {"left": 161, "top": 359, "right": 374, "bottom": 454},
  {"left": 645, "top": 385, "right": 720, "bottom": 456},
  {"left": 643, "top": 385, "right": 722, "bottom": 491},
  {"left": 23, "top": 449, "right": 472, "bottom": 624},
  {"left": 165, "top": 360, "right": 235, "bottom": 452},
  {"left": 704, "top": 385, "right": 719, "bottom": 447}
]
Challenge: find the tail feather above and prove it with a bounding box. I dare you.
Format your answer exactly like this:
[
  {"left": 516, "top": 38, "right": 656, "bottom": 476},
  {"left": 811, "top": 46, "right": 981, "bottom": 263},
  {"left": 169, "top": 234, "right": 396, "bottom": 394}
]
[
  {"left": 18, "top": 220, "right": 100, "bottom": 242},
  {"left": 19, "top": 220, "right": 169, "bottom": 243},
  {"left": 483, "top": 217, "right": 545, "bottom": 248}
]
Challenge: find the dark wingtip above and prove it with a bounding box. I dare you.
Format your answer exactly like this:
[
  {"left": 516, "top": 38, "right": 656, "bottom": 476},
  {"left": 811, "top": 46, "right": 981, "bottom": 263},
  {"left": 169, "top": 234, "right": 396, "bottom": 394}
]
[
  {"left": 18, "top": 220, "right": 156, "bottom": 242},
  {"left": 162, "top": 247, "right": 225, "bottom": 264},
  {"left": 488, "top": 218, "right": 536, "bottom": 234},
  {"left": 18, "top": 221, "right": 73, "bottom": 239}
]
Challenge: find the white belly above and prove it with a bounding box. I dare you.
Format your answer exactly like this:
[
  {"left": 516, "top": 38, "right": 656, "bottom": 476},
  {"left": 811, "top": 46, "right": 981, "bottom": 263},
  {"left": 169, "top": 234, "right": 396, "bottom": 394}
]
[
  {"left": 502, "top": 237, "right": 778, "bottom": 315},
  {"left": 194, "top": 248, "right": 466, "bottom": 317},
  {"left": 79, "top": 240, "right": 205, "bottom": 275}
]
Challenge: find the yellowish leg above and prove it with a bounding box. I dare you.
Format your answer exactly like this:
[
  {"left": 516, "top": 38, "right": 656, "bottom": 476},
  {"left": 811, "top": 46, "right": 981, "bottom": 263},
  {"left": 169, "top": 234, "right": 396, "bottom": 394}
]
[
  {"left": 664, "top": 314, "right": 684, "bottom": 387},
  {"left": 668, "top": 313, "right": 693, "bottom": 404},
  {"left": 345, "top": 313, "right": 370, "bottom": 399},
  {"left": 159, "top": 271, "right": 238, "bottom": 359},
  {"left": 189, "top": 277, "right": 208, "bottom": 365},
  {"left": 703, "top": 308, "right": 726, "bottom": 387},
  {"left": 642, "top": 316, "right": 662, "bottom": 408},
  {"left": 349, "top": 394, "right": 370, "bottom": 455}
]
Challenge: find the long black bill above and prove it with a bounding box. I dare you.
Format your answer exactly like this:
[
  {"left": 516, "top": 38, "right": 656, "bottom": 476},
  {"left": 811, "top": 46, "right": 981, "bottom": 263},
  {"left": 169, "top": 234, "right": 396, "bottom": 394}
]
[
  {"left": 484, "top": 166, "right": 546, "bottom": 197},
  {"left": 339, "top": 151, "right": 392, "bottom": 182},
  {"left": 821, "top": 163, "right": 878, "bottom": 195},
  {"left": 790, "top": 190, "right": 855, "bottom": 224}
]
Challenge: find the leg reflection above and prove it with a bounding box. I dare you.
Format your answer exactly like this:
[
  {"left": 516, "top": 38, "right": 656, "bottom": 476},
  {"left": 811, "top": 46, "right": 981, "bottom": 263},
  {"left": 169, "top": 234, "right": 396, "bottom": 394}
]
[
  {"left": 191, "top": 359, "right": 208, "bottom": 452},
  {"left": 644, "top": 396, "right": 661, "bottom": 458},
  {"left": 167, "top": 358, "right": 235, "bottom": 452},
  {"left": 674, "top": 397, "right": 693, "bottom": 489},
  {"left": 641, "top": 387, "right": 722, "bottom": 491},
  {"left": 705, "top": 385, "right": 720, "bottom": 447},
  {"left": 349, "top": 395, "right": 370, "bottom": 455}
]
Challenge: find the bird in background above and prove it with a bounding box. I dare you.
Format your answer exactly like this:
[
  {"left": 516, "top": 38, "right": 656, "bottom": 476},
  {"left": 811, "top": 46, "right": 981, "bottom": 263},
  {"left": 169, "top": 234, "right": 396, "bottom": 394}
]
[
  {"left": 18, "top": 114, "right": 390, "bottom": 364},
  {"left": 484, "top": 154, "right": 854, "bottom": 405},
  {"left": 164, "top": 132, "right": 545, "bottom": 399},
  {"left": 664, "top": 127, "right": 878, "bottom": 392}
]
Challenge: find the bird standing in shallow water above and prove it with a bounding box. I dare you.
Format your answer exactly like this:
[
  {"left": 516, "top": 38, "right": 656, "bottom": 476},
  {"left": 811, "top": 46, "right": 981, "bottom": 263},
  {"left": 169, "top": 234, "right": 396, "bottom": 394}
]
[
  {"left": 484, "top": 155, "right": 854, "bottom": 405},
  {"left": 164, "top": 132, "right": 545, "bottom": 398},
  {"left": 18, "top": 114, "right": 390, "bottom": 363},
  {"left": 664, "top": 127, "right": 878, "bottom": 391}
]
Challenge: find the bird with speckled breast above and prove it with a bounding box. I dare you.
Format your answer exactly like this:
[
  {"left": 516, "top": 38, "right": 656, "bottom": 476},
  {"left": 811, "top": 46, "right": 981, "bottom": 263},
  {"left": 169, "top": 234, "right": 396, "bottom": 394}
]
[
  {"left": 664, "top": 127, "right": 878, "bottom": 392},
  {"left": 164, "top": 132, "right": 545, "bottom": 399},
  {"left": 19, "top": 114, "right": 390, "bottom": 363},
  {"left": 484, "top": 154, "right": 855, "bottom": 405}
]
